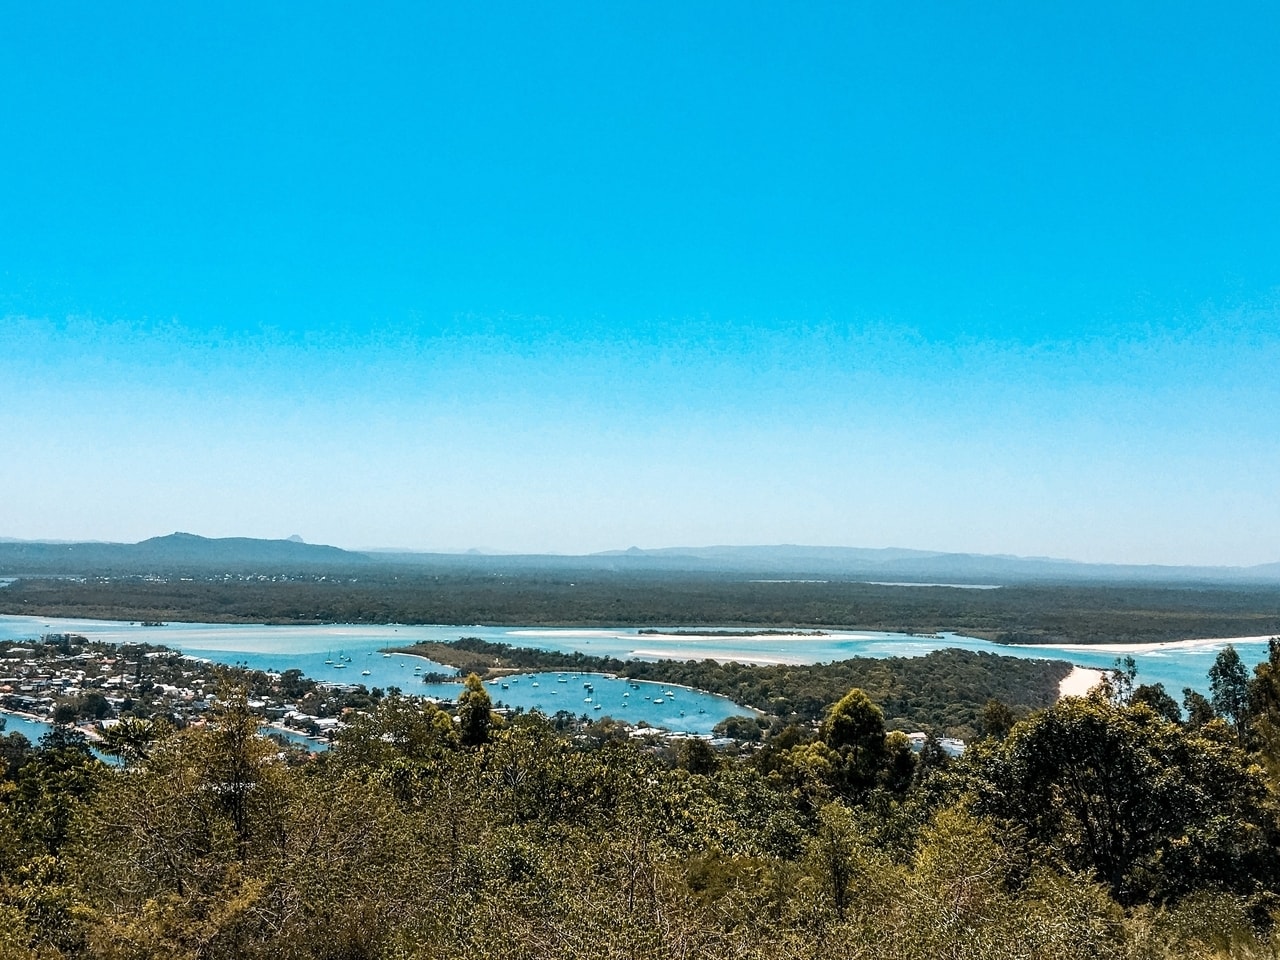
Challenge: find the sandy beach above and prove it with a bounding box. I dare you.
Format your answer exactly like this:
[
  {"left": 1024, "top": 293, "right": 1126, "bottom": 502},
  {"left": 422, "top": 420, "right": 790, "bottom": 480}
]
[{"left": 1058, "top": 666, "right": 1107, "bottom": 698}]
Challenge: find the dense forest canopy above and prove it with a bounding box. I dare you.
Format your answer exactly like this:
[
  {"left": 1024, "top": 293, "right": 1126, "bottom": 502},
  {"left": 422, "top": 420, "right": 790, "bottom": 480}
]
[
  {"left": 7, "top": 558, "right": 1280, "bottom": 955},
  {"left": 4, "top": 642, "right": 1280, "bottom": 958},
  {"left": 6, "top": 570, "right": 1280, "bottom": 644}
]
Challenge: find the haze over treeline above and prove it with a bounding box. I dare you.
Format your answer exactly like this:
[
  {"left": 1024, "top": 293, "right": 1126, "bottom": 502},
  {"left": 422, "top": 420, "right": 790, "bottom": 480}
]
[
  {"left": 6, "top": 534, "right": 1280, "bottom": 646},
  {"left": 3, "top": 533, "right": 1280, "bottom": 586}
]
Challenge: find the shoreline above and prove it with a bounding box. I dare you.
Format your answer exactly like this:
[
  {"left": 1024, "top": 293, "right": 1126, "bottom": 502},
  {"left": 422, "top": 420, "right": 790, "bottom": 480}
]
[
  {"left": 0, "top": 707, "right": 105, "bottom": 742},
  {"left": 1020, "top": 634, "right": 1280, "bottom": 655},
  {"left": 625, "top": 647, "right": 808, "bottom": 666},
  {"left": 0, "top": 706, "right": 52, "bottom": 725}
]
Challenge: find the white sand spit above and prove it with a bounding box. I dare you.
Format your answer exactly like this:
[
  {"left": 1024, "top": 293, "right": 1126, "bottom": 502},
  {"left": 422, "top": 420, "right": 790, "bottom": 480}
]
[
  {"left": 1059, "top": 666, "right": 1107, "bottom": 699},
  {"left": 1029, "top": 634, "right": 1280, "bottom": 655}
]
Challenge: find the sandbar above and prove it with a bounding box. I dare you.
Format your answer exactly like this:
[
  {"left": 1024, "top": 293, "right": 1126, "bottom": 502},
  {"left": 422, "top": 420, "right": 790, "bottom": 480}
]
[{"left": 1032, "top": 634, "right": 1280, "bottom": 655}]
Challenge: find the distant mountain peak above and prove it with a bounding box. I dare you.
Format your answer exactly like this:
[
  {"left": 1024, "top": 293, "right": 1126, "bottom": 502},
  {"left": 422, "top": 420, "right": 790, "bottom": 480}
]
[{"left": 286, "top": 534, "right": 305, "bottom": 544}]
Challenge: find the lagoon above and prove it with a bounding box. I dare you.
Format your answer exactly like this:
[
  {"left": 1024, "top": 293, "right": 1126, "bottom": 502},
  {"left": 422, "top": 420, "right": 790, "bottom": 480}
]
[
  {"left": 444, "top": 672, "right": 734, "bottom": 734},
  {"left": 2, "top": 615, "right": 1273, "bottom": 726}
]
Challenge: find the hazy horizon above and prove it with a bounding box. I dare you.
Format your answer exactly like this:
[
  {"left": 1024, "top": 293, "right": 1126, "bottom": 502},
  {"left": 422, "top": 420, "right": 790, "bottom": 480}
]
[
  {"left": 4, "top": 4, "right": 1278, "bottom": 567},
  {"left": 2, "top": 531, "right": 1278, "bottom": 572}
]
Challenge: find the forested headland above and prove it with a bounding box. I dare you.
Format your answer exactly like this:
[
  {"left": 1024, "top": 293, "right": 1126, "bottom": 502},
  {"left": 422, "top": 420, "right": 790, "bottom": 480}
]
[{"left": 4, "top": 641, "right": 1280, "bottom": 959}]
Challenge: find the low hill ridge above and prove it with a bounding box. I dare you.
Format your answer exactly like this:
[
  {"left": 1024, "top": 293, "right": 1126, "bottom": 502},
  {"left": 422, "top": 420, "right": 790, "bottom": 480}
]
[{"left": 0, "top": 532, "right": 366, "bottom": 574}]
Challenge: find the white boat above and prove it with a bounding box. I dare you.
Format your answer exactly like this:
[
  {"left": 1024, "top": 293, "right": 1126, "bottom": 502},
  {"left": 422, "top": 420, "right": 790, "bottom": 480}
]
[{"left": 653, "top": 698, "right": 664, "bottom": 705}]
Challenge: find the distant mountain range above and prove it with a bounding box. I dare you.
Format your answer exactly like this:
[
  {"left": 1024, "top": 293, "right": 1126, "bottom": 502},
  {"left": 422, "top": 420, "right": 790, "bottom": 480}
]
[
  {"left": 584, "top": 544, "right": 1280, "bottom": 584},
  {"left": 0, "top": 532, "right": 365, "bottom": 573},
  {"left": 1, "top": 533, "right": 1279, "bottom": 585}
]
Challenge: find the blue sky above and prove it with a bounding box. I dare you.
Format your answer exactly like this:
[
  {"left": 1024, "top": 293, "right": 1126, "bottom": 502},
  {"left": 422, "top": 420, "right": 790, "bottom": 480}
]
[{"left": 3, "top": 2, "right": 1279, "bottom": 564}]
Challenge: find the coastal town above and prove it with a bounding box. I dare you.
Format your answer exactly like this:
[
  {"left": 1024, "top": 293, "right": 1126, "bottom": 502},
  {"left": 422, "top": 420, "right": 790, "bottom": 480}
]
[{"left": 0, "top": 633, "right": 364, "bottom": 748}]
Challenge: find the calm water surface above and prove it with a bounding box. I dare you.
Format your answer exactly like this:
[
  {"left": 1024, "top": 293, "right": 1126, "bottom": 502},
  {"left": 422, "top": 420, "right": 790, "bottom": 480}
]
[
  {"left": 0, "top": 709, "right": 64, "bottom": 743},
  {"left": 0, "top": 709, "right": 120, "bottom": 763},
  {"left": 3, "top": 615, "right": 1273, "bottom": 729}
]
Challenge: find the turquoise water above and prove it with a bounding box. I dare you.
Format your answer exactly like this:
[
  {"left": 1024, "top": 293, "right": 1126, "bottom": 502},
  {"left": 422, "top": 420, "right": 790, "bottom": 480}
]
[
  {"left": 0, "top": 617, "right": 756, "bottom": 733},
  {"left": 3, "top": 615, "right": 1272, "bottom": 725},
  {"left": 0, "top": 710, "right": 119, "bottom": 763},
  {"left": 0, "top": 709, "right": 64, "bottom": 743},
  {"left": 431, "top": 672, "right": 738, "bottom": 734}
]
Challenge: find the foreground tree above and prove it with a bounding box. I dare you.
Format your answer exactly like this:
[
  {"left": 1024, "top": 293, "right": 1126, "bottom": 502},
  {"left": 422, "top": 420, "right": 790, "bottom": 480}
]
[
  {"left": 1182, "top": 687, "right": 1215, "bottom": 730},
  {"left": 819, "top": 688, "right": 887, "bottom": 796},
  {"left": 1130, "top": 682, "right": 1181, "bottom": 724},
  {"left": 96, "top": 716, "right": 166, "bottom": 767},
  {"left": 979, "top": 698, "right": 1016, "bottom": 740},
  {"left": 1249, "top": 639, "right": 1280, "bottom": 779},
  {"left": 971, "top": 693, "right": 1277, "bottom": 905},
  {"left": 1209, "top": 644, "right": 1251, "bottom": 741},
  {"left": 456, "top": 673, "right": 495, "bottom": 748}
]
